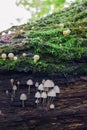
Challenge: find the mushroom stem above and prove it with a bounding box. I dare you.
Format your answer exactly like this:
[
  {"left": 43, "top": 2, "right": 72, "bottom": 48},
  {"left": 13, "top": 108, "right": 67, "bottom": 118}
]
[
  {"left": 28, "top": 85, "right": 30, "bottom": 95},
  {"left": 22, "top": 100, "right": 25, "bottom": 108}
]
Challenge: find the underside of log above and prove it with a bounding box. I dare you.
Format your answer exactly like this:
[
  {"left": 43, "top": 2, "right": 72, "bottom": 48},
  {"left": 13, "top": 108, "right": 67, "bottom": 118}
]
[{"left": 0, "top": 72, "right": 87, "bottom": 130}]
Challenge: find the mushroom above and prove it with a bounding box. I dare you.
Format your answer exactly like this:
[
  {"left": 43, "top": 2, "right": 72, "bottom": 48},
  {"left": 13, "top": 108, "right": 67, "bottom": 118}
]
[
  {"left": 41, "top": 92, "right": 47, "bottom": 106},
  {"left": 6, "top": 90, "right": 9, "bottom": 96},
  {"left": 8, "top": 53, "right": 14, "bottom": 60},
  {"left": 50, "top": 104, "right": 55, "bottom": 109},
  {"left": 47, "top": 89, "right": 56, "bottom": 105},
  {"left": 27, "top": 79, "right": 33, "bottom": 95},
  {"left": 42, "top": 79, "right": 45, "bottom": 84},
  {"left": 1, "top": 53, "right": 7, "bottom": 60},
  {"left": 12, "top": 85, "right": 17, "bottom": 97},
  {"left": 43, "top": 79, "right": 54, "bottom": 92},
  {"left": 35, "top": 91, "right": 41, "bottom": 107},
  {"left": 14, "top": 56, "right": 18, "bottom": 60},
  {"left": 10, "top": 78, "right": 14, "bottom": 86},
  {"left": 33, "top": 55, "right": 40, "bottom": 62},
  {"left": 20, "top": 93, "right": 27, "bottom": 108},
  {"left": 35, "top": 82, "right": 39, "bottom": 89},
  {"left": 22, "top": 53, "right": 27, "bottom": 58},
  {"left": 17, "top": 80, "right": 20, "bottom": 89},
  {"left": 63, "top": 29, "right": 71, "bottom": 35},
  {"left": 38, "top": 84, "right": 44, "bottom": 91},
  {"left": 54, "top": 85, "right": 60, "bottom": 94}
]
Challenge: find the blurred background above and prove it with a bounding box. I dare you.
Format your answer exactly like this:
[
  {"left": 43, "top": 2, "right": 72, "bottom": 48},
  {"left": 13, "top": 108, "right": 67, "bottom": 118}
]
[{"left": 0, "top": 0, "right": 81, "bottom": 32}]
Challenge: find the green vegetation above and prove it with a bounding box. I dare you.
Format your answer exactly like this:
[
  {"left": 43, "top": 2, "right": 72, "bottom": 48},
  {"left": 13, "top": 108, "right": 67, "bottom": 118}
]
[{"left": 0, "top": 0, "right": 87, "bottom": 75}]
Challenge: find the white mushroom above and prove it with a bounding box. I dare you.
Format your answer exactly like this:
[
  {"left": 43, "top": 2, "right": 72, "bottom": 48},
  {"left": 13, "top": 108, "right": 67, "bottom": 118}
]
[
  {"left": 38, "top": 84, "right": 44, "bottom": 91},
  {"left": 43, "top": 79, "right": 54, "bottom": 91},
  {"left": 35, "top": 91, "right": 41, "bottom": 99},
  {"left": 22, "top": 53, "right": 27, "bottom": 58},
  {"left": 10, "top": 78, "right": 14, "bottom": 86},
  {"left": 27, "top": 79, "right": 33, "bottom": 95},
  {"left": 33, "top": 55, "right": 40, "bottom": 62},
  {"left": 42, "top": 79, "right": 45, "bottom": 84},
  {"left": 17, "top": 80, "right": 20, "bottom": 89},
  {"left": 6, "top": 90, "right": 9, "bottom": 96},
  {"left": 14, "top": 56, "right": 18, "bottom": 60},
  {"left": 50, "top": 104, "right": 55, "bottom": 109},
  {"left": 63, "top": 29, "right": 71, "bottom": 35},
  {"left": 35, "top": 82, "right": 39, "bottom": 88},
  {"left": 35, "top": 91, "right": 41, "bottom": 107},
  {"left": 54, "top": 85, "right": 60, "bottom": 94},
  {"left": 41, "top": 92, "right": 47, "bottom": 106},
  {"left": 8, "top": 53, "right": 14, "bottom": 60},
  {"left": 47, "top": 89, "right": 56, "bottom": 104},
  {"left": 1, "top": 53, "right": 7, "bottom": 60},
  {"left": 13, "top": 85, "right": 17, "bottom": 97},
  {"left": 20, "top": 93, "right": 27, "bottom": 108}
]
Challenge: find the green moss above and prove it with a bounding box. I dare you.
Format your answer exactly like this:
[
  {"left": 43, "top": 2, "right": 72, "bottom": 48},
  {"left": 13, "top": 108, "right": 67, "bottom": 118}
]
[{"left": 0, "top": 0, "right": 87, "bottom": 75}]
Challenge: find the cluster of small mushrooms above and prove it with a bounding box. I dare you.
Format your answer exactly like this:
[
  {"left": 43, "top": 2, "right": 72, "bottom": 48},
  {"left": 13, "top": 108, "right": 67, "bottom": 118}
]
[
  {"left": 6, "top": 78, "right": 60, "bottom": 110},
  {"left": 1, "top": 52, "right": 40, "bottom": 62}
]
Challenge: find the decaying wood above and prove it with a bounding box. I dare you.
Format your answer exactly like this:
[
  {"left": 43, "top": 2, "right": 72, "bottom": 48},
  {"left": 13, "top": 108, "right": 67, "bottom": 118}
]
[{"left": 0, "top": 72, "right": 87, "bottom": 130}]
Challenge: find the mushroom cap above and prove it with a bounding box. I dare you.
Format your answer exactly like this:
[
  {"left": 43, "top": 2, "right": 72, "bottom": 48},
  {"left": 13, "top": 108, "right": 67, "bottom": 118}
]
[
  {"left": 8, "top": 53, "right": 14, "bottom": 59},
  {"left": 22, "top": 53, "right": 27, "bottom": 57},
  {"left": 14, "top": 56, "right": 18, "bottom": 60},
  {"left": 38, "top": 84, "right": 44, "bottom": 91},
  {"left": 50, "top": 104, "right": 55, "bottom": 109},
  {"left": 63, "top": 29, "right": 71, "bottom": 35},
  {"left": 13, "top": 85, "right": 17, "bottom": 91},
  {"left": 48, "top": 89, "right": 56, "bottom": 97},
  {"left": 35, "top": 91, "right": 41, "bottom": 98},
  {"left": 44, "top": 80, "right": 54, "bottom": 88},
  {"left": 34, "top": 55, "right": 40, "bottom": 60},
  {"left": 54, "top": 85, "right": 60, "bottom": 93},
  {"left": 35, "top": 99, "right": 39, "bottom": 104},
  {"left": 27, "top": 79, "right": 33, "bottom": 85},
  {"left": 41, "top": 92, "right": 47, "bottom": 98},
  {"left": 1, "top": 53, "right": 7, "bottom": 60},
  {"left": 17, "top": 81, "right": 20, "bottom": 85},
  {"left": 10, "top": 78, "right": 14, "bottom": 83},
  {"left": 20, "top": 93, "right": 27, "bottom": 100},
  {"left": 35, "top": 82, "right": 39, "bottom": 87},
  {"left": 42, "top": 79, "right": 45, "bottom": 84}
]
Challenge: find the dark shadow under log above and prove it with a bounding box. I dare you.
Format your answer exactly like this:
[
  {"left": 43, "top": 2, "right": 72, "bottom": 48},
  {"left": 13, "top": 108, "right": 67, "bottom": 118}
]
[{"left": 0, "top": 72, "right": 87, "bottom": 130}]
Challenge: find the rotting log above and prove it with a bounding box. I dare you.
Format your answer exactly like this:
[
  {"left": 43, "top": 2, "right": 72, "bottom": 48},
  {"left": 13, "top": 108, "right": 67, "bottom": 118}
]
[{"left": 0, "top": 72, "right": 87, "bottom": 130}]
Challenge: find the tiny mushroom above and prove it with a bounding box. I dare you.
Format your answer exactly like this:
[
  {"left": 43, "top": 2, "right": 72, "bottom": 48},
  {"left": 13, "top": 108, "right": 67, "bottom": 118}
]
[
  {"left": 35, "top": 82, "right": 39, "bottom": 88},
  {"left": 22, "top": 53, "right": 27, "bottom": 58},
  {"left": 33, "top": 55, "right": 40, "bottom": 62},
  {"left": 50, "top": 104, "right": 55, "bottom": 109},
  {"left": 20, "top": 93, "right": 27, "bottom": 108},
  {"left": 1, "top": 53, "right": 7, "bottom": 60},
  {"left": 6, "top": 90, "right": 9, "bottom": 96},
  {"left": 41, "top": 92, "right": 47, "bottom": 106},
  {"left": 14, "top": 56, "right": 18, "bottom": 60},
  {"left": 54, "top": 85, "right": 60, "bottom": 94},
  {"left": 47, "top": 89, "right": 56, "bottom": 104},
  {"left": 10, "top": 78, "right": 14, "bottom": 86},
  {"left": 35, "top": 91, "right": 41, "bottom": 107},
  {"left": 63, "top": 29, "right": 71, "bottom": 35},
  {"left": 38, "top": 84, "right": 44, "bottom": 91},
  {"left": 13, "top": 85, "right": 17, "bottom": 97},
  {"left": 43, "top": 79, "right": 54, "bottom": 91},
  {"left": 27, "top": 79, "right": 33, "bottom": 95},
  {"left": 8, "top": 53, "right": 14, "bottom": 60}
]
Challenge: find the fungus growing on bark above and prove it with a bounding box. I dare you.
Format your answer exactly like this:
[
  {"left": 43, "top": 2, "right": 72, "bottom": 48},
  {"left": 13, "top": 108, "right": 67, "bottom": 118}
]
[{"left": 50, "top": 104, "right": 55, "bottom": 109}]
